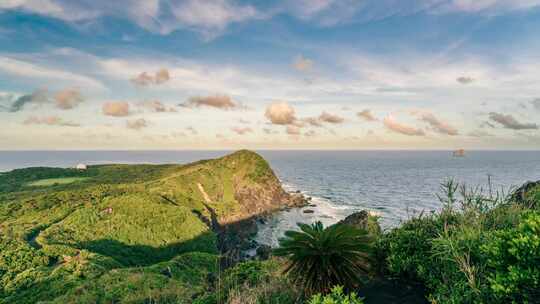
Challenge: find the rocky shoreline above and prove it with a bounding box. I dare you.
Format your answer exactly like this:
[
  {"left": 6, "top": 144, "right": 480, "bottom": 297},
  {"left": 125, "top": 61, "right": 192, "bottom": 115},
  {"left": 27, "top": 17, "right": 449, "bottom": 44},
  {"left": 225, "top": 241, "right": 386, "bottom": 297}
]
[{"left": 219, "top": 189, "right": 311, "bottom": 263}]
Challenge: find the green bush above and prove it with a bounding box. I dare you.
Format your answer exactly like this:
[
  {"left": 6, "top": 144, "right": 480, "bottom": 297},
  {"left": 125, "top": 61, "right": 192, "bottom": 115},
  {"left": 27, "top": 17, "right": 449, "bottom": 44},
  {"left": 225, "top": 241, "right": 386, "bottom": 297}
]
[
  {"left": 379, "top": 180, "right": 540, "bottom": 303},
  {"left": 308, "top": 286, "right": 364, "bottom": 304},
  {"left": 482, "top": 212, "right": 540, "bottom": 303}
]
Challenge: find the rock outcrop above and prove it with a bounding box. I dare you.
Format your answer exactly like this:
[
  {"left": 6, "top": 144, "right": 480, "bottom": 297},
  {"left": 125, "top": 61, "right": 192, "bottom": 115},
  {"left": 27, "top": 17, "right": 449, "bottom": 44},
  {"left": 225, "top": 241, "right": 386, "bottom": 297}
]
[
  {"left": 338, "top": 210, "right": 382, "bottom": 236},
  {"left": 510, "top": 180, "right": 540, "bottom": 208},
  {"left": 338, "top": 210, "right": 370, "bottom": 230}
]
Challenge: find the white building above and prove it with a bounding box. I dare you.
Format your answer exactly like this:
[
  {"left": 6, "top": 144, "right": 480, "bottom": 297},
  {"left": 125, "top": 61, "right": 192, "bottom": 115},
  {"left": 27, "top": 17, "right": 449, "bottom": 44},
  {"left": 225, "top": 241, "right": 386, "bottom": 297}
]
[{"left": 76, "top": 163, "right": 87, "bottom": 170}]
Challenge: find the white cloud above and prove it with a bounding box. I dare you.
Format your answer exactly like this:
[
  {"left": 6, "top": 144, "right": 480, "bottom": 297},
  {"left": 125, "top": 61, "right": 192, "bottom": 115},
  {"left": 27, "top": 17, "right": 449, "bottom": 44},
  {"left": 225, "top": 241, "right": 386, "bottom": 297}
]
[
  {"left": 167, "top": 0, "right": 260, "bottom": 38},
  {"left": 0, "top": 56, "right": 105, "bottom": 90},
  {"left": 439, "top": 0, "right": 540, "bottom": 13},
  {"left": 0, "top": 0, "right": 259, "bottom": 39}
]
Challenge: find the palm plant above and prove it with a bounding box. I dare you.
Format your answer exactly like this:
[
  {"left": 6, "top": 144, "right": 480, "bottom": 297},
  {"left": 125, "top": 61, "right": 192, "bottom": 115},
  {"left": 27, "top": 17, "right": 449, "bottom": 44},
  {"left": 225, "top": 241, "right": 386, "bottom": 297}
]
[{"left": 273, "top": 221, "right": 372, "bottom": 294}]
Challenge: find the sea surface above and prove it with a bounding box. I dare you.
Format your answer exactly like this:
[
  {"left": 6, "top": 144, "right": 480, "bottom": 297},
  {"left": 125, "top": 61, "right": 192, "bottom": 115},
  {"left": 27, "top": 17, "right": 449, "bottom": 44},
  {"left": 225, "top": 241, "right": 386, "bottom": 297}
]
[{"left": 1, "top": 150, "right": 539, "bottom": 246}]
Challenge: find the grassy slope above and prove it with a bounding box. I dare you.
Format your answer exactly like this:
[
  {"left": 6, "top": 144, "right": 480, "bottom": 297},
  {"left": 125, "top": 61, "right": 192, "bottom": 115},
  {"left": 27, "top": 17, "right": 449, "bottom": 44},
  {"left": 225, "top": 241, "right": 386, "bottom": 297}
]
[
  {"left": 27, "top": 177, "right": 90, "bottom": 187},
  {"left": 0, "top": 150, "right": 281, "bottom": 303}
]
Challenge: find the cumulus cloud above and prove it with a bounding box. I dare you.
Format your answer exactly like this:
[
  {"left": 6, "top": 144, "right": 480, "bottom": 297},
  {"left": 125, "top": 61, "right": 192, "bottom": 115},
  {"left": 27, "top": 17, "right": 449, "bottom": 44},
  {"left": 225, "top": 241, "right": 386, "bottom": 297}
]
[
  {"left": 383, "top": 115, "right": 425, "bottom": 136},
  {"left": 357, "top": 109, "right": 377, "bottom": 121},
  {"left": 23, "top": 115, "right": 79, "bottom": 127},
  {"left": 231, "top": 126, "right": 253, "bottom": 135},
  {"left": 318, "top": 111, "right": 344, "bottom": 124},
  {"left": 138, "top": 100, "right": 176, "bottom": 112},
  {"left": 456, "top": 76, "right": 475, "bottom": 84},
  {"left": 126, "top": 118, "right": 148, "bottom": 130},
  {"left": 265, "top": 101, "right": 296, "bottom": 125},
  {"left": 180, "top": 95, "right": 241, "bottom": 110},
  {"left": 292, "top": 54, "right": 313, "bottom": 72},
  {"left": 488, "top": 112, "right": 538, "bottom": 130},
  {"left": 54, "top": 88, "right": 83, "bottom": 109},
  {"left": 418, "top": 112, "right": 459, "bottom": 135},
  {"left": 131, "top": 68, "right": 170, "bottom": 86},
  {"left": 286, "top": 125, "right": 301, "bottom": 135},
  {"left": 103, "top": 101, "right": 130, "bottom": 117}
]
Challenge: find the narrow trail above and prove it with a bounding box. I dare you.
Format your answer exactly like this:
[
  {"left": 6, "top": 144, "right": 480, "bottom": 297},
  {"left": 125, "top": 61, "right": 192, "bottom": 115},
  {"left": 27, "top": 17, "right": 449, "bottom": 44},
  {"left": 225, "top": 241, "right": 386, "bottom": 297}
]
[
  {"left": 197, "top": 183, "right": 212, "bottom": 204},
  {"left": 25, "top": 211, "right": 76, "bottom": 250}
]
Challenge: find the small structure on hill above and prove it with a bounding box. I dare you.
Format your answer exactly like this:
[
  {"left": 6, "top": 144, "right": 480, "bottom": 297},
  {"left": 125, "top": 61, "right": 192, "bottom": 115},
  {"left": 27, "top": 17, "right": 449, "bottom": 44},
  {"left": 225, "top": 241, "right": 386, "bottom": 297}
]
[{"left": 76, "top": 163, "right": 87, "bottom": 170}]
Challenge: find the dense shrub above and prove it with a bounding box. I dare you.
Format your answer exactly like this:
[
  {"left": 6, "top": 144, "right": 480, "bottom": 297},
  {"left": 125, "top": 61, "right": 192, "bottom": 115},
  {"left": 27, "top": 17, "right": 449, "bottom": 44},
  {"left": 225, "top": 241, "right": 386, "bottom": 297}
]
[
  {"left": 482, "top": 212, "right": 540, "bottom": 303},
  {"left": 379, "top": 180, "right": 540, "bottom": 304},
  {"left": 308, "top": 286, "right": 364, "bottom": 304}
]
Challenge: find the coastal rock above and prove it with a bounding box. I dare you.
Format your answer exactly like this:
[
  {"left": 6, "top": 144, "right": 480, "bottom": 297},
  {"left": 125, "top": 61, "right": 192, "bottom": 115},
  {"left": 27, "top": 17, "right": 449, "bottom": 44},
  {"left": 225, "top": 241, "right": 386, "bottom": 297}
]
[
  {"left": 338, "top": 210, "right": 382, "bottom": 236},
  {"left": 510, "top": 180, "right": 540, "bottom": 207},
  {"left": 289, "top": 192, "right": 310, "bottom": 207},
  {"left": 338, "top": 210, "right": 370, "bottom": 230}
]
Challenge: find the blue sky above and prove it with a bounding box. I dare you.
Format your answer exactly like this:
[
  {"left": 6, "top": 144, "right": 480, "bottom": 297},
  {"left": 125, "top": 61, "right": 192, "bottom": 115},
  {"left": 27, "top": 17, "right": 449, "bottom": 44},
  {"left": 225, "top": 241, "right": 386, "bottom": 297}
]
[{"left": 1, "top": 0, "right": 540, "bottom": 149}]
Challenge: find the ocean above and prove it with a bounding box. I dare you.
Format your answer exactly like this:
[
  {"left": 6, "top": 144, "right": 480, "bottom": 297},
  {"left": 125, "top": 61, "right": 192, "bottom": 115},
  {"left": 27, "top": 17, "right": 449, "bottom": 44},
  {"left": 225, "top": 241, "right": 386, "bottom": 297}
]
[{"left": 1, "top": 150, "right": 539, "bottom": 246}]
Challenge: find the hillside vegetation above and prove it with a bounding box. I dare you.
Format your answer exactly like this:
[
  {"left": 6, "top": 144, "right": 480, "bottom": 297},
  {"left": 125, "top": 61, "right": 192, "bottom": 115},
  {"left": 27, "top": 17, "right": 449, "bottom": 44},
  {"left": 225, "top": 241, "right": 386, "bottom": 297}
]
[
  {"left": 0, "top": 150, "right": 293, "bottom": 303},
  {"left": 1, "top": 151, "right": 539, "bottom": 304}
]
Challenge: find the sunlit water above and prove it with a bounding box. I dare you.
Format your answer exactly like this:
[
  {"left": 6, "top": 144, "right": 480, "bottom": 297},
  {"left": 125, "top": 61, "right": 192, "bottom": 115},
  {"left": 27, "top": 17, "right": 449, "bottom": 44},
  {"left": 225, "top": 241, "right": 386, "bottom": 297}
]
[{"left": 1, "top": 150, "right": 539, "bottom": 247}]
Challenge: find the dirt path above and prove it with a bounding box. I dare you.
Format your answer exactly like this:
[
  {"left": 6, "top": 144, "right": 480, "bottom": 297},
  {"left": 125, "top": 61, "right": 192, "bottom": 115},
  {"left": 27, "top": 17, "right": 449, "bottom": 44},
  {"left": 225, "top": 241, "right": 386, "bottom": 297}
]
[{"left": 197, "top": 183, "right": 212, "bottom": 203}]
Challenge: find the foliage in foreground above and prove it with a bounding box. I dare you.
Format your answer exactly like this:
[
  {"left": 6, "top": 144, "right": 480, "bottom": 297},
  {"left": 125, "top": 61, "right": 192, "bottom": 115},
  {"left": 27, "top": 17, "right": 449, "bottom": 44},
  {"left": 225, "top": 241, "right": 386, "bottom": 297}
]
[
  {"left": 483, "top": 212, "right": 540, "bottom": 303},
  {"left": 216, "top": 259, "right": 300, "bottom": 304},
  {"left": 377, "top": 180, "right": 540, "bottom": 304},
  {"left": 309, "top": 286, "right": 364, "bottom": 304},
  {"left": 274, "top": 221, "right": 372, "bottom": 295}
]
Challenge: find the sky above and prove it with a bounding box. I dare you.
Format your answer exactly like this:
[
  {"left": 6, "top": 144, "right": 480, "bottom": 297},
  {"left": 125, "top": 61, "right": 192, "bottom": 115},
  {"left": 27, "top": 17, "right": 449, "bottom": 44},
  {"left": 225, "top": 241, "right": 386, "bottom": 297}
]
[{"left": 1, "top": 0, "right": 540, "bottom": 150}]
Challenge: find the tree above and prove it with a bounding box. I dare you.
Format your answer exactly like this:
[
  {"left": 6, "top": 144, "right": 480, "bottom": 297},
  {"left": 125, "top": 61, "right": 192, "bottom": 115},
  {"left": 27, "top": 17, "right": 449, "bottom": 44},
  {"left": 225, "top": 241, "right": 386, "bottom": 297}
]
[{"left": 274, "top": 221, "right": 372, "bottom": 294}]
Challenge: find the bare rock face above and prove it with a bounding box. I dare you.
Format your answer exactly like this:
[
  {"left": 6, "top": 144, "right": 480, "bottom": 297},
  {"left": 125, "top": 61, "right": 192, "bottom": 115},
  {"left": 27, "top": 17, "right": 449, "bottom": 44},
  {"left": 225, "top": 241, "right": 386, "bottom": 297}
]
[
  {"left": 219, "top": 150, "right": 308, "bottom": 224},
  {"left": 338, "top": 210, "right": 370, "bottom": 230}
]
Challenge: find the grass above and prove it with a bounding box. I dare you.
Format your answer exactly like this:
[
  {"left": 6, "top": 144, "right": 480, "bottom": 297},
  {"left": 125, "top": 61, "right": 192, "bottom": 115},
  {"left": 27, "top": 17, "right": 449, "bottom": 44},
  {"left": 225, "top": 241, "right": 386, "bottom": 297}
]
[
  {"left": 3, "top": 150, "right": 539, "bottom": 304},
  {"left": 27, "top": 177, "right": 90, "bottom": 187},
  {"left": 0, "top": 150, "right": 286, "bottom": 303}
]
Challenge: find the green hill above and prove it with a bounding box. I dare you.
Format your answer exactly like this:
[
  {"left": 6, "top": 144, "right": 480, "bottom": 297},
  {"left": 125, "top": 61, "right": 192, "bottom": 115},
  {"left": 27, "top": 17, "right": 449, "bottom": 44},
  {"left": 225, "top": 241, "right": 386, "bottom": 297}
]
[{"left": 0, "top": 150, "right": 297, "bottom": 303}]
